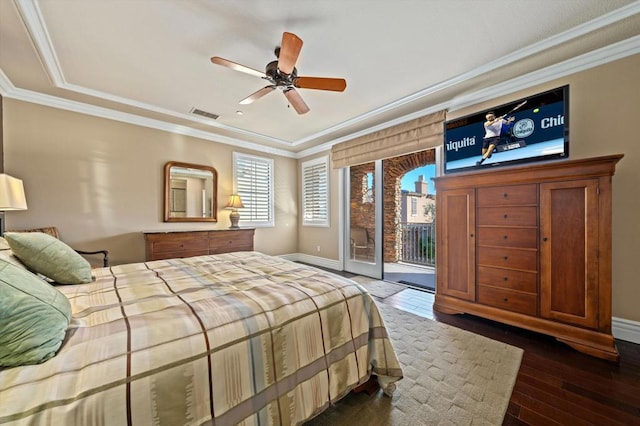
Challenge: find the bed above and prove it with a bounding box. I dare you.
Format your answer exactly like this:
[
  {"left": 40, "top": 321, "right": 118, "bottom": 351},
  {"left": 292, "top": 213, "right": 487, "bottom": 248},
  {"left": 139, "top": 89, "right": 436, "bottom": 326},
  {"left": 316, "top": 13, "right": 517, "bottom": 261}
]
[{"left": 0, "top": 245, "right": 402, "bottom": 425}]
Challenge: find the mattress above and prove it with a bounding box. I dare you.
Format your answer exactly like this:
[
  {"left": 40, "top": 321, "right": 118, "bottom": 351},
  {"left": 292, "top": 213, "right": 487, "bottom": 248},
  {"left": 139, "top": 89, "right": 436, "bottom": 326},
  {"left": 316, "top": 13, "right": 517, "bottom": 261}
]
[{"left": 0, "top": 251, "right": 402, "bottom": 425}]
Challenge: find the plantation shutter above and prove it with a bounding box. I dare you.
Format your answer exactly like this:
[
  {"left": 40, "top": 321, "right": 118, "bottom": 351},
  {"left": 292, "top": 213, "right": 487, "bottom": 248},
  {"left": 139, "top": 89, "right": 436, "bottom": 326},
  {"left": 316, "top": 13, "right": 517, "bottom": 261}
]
[
  {"left": 234, "top": 153, "right": 274, "bottom": 226},
  {"left": 302, "top": 156, "right": 329, "bottom": 226}
]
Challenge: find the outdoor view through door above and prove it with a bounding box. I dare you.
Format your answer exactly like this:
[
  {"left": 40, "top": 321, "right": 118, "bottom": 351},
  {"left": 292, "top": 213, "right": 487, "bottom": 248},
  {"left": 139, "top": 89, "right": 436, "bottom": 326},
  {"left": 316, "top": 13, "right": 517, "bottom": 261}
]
[
  {"left": 382, "top": 150, "right": 437, "bottom": 292},
  {"left": 343, "top": 150, "right": 436, "bottom": 290}
]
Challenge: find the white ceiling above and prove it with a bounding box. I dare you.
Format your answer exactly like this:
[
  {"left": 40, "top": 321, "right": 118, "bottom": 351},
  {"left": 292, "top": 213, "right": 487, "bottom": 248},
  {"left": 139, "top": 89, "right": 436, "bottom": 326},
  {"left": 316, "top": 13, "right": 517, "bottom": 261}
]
[{"left": 1, "top": 0, "right": 639, "bottom": 158}]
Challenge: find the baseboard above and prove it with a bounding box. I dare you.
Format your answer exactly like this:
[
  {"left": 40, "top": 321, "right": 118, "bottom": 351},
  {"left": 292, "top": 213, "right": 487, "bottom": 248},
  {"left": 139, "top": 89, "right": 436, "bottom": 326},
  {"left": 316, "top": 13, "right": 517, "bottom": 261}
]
[
  {"left": 281, "top": 253, "right": 640, "bottom": 346},
  {"left": 613, "top": 317, "right": 640, "bottom": 345},
  {"left": 278, "top": 253, "right": 341, "bottom": 271}
]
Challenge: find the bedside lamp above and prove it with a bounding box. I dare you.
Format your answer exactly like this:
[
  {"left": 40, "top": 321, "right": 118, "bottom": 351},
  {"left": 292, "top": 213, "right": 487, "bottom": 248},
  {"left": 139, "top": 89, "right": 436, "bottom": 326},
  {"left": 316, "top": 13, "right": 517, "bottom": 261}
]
[
  {"left": 225, "top": 194, "right": 244, "bottom": 229},
  {"left": 0, "top": 174, "right": 28, "bottom": 236}
]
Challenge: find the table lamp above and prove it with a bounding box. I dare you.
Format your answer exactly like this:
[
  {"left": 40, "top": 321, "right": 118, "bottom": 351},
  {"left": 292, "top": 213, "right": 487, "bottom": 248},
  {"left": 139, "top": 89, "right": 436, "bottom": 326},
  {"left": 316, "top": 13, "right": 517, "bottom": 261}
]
[
  {"left": 225, "top": 194, "right": 244, "bottom": 229},
  {"left": 0, "top": 174, "right": 28, "bottom": 236}
]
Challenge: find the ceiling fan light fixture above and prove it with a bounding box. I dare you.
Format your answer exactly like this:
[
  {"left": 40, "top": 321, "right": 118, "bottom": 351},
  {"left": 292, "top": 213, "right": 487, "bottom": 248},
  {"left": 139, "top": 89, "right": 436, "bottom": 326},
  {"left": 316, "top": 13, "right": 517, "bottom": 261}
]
[{"left": 211, "top": 31, "right": 346, "bottom": 115}]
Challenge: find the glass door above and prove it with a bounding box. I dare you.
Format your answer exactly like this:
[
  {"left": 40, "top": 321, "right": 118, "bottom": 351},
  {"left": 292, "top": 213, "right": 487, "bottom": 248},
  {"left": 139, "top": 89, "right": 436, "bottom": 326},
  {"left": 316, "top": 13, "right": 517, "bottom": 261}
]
[{"left": 343, "top": 160, "right": 382, "bottom": 278}]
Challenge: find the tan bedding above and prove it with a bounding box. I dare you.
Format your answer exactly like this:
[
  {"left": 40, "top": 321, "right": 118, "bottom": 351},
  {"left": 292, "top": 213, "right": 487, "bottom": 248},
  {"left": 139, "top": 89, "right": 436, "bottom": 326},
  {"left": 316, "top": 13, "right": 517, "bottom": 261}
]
[{"left": 0, "top": 251, "right": 402, "bottom": 425}]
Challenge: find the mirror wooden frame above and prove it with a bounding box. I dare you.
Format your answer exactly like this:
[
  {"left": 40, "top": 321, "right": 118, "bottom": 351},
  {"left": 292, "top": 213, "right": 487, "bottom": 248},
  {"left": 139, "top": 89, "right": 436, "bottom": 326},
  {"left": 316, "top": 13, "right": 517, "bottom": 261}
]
[{"left": 163, "top": 161, "right": 218, "bottom": 222}]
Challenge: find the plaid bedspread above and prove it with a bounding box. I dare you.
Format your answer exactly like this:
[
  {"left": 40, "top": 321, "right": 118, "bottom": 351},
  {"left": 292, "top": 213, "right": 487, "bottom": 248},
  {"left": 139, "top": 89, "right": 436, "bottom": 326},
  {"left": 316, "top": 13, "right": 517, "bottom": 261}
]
[{"left": 0, "top": 252, "right": 402, "bottom": 425}]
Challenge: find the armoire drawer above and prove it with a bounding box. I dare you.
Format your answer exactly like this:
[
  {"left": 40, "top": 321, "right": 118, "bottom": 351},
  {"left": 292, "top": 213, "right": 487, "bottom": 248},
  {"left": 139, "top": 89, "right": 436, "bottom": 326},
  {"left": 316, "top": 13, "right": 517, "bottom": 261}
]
[
  {"left": 477, "top": 246, "right": 537, "bottom": 271},
  {"left": 476, "top": 227, "right": 538, "bottom": 249},
  {"left": 477, "top": 285, "right": 537, "bottom": 316},
  {"left": 476, "top": 265, "right": 537, "bottom": 293},
  {"left": 476, "top": 206, "right": 537, "bottom": 226},
  {"left": 476, "top": 184, "right": 537, "bottom": 206}
]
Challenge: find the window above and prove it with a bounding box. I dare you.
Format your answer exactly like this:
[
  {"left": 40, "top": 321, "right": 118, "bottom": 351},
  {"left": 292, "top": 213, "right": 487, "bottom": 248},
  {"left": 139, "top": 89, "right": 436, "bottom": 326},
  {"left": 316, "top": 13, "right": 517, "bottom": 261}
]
[
  {"left": 411, "top": 197, "right": 417, "bottom": 216},
  {"left": 233, "top": 152, "right": 274, "bottom": 227},
  {"left": 302, "top": 156, "right": 329, "bottom": 227}
]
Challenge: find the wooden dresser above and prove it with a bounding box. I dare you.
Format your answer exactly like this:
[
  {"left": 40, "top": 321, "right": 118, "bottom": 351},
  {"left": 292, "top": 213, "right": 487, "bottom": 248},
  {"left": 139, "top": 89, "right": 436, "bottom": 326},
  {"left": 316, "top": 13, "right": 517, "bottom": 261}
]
[
  {"left": 144, "top": 228, "right": 254, "bottom": 261},
  {"left": 433, "top": 155, "right": 623, "bottom": 361}
]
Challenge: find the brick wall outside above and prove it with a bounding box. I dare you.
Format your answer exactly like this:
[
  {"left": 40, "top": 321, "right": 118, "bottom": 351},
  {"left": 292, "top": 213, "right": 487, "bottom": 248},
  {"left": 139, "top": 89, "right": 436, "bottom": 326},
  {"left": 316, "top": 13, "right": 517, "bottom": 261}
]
[{"left": 348, "top": 150, "right": 435, "bottom": 262}]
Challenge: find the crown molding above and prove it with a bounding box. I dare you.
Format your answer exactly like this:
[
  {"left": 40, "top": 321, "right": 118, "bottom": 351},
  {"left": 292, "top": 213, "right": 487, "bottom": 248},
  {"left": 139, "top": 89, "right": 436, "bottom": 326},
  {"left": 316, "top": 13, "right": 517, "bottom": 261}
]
[
  {"left": 4, "top": 0, "right": 640, "bottom": 160},
  {"left": 13, "top": 0, "right": 294, "bottom": 148},
  {"left": 445, "top": 35, "right": 640, "bottom": 114},
  {"left": 3, "top": 35, "right": 638, "bottom": 161},
  {"left": 290, "top": 1, "right": 640, "bottom": 147},
  {"left": 0, "top": 70, "right": 296, "bottom": 158},
  {"left": 14, "top": 0, "right": 64, "bottom": 86},
  {"left": 296, "top": 35, "right": 640, "bottom": 159}
]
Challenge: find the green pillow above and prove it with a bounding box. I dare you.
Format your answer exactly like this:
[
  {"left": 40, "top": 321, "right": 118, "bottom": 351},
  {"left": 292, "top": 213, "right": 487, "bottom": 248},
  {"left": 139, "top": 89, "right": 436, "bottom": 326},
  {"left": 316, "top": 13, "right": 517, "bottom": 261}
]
[
  {"left": 0, "top": 236, "right": 10, "bottom": 250},
  {"left": 0, "top": 259, "right": 72, "bottom": 366},
  {"left": 4, "top": 232, "right": 92, "bottom": 284}
]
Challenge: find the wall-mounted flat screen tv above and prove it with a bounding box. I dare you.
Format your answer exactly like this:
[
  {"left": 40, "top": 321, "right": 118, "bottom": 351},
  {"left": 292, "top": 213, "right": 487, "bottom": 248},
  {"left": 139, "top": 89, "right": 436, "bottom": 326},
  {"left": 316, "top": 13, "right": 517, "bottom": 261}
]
[{"left": 443, "top": 85, "right": 569, "bottom": 174}]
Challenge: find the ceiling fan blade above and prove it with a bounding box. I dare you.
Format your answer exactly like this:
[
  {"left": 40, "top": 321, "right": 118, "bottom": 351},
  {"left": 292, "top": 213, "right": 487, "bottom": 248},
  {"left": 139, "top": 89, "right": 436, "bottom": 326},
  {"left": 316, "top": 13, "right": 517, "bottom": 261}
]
[
  {"left": 239, "top": 85, "right": 276, "bottom": 105},
  {"left": 283, "top": 88, "right": 310, "bottom": 114},
  {"left": 294, "top": 76, "right": 347, "bottom": 92},
  {"left": 211, "top": 56, "right": 266, "bottom": 78},
  {"left": 277, "top": 32, "right": 303, "bottom": 75}
]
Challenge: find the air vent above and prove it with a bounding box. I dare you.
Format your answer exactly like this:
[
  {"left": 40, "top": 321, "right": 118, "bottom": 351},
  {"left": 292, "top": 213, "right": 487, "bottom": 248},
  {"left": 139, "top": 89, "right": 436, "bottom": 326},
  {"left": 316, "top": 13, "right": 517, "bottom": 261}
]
[{"left": 190, "top": 108, "right": 219, "bottom": 120}]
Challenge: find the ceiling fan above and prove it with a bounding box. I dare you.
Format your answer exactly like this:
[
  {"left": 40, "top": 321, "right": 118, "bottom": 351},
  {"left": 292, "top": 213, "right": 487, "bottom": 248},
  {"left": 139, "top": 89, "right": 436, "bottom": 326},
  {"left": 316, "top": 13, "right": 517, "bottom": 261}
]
[{"left": 211, "top": 32, "right": 347, "bottom": 114}]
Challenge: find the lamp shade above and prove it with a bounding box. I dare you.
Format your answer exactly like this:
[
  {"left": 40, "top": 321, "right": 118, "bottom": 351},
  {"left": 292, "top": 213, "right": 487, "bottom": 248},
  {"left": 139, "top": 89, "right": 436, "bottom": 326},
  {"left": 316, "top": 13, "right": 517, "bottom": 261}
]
[
  {"left": 225, "top": 194, "right": 244, "bottom": 209},
  {"left": 0, "top": 174, "right": 28, "bottom": 210}
]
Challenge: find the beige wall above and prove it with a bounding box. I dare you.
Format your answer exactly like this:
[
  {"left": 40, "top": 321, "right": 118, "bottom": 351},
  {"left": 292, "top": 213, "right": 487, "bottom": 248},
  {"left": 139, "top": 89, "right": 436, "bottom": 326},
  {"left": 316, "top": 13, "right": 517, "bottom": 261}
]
[
  {"left": 2, "top": 100, "right": 298, "bottom": 264},
  {"left": 2, "top": 54, "right": 638, "bottom": 323},
  {"left": 296, "top": 151, "right": 342, "bottom": 260},
  {"left": 297, "top": 54, "right": 640, "bottom": 323}
]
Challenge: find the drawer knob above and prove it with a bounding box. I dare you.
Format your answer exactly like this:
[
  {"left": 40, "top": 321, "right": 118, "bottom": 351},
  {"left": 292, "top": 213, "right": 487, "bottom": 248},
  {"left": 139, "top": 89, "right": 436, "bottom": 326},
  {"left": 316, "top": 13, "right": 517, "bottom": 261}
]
[
  {"left": 503, "top": 297, "right": 509, "bottom": 302},
  {"left": 470, "top": 233, "right": 474, "bottom": 238},
  {"left": 543, "top": 237, "right": 548, "bottom": 242},
  {"left": 503, "top": 235, "right": 508, "bottom": 240},
  {"left": 503, "top": 214, "right": 508, "bottom": 219},
  {"left": 503, "top": 277, "right": 508, "bottom": 281},
  {"left": 503, "top": 193, "right": 508, "bottom": 198},
  {"left": 503, "top": 256, "right": 508, "bottom": 260}
]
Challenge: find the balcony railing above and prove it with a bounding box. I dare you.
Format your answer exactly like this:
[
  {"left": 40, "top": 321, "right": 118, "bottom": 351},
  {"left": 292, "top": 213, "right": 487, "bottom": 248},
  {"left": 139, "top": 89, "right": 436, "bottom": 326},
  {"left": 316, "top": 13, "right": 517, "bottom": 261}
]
[{"left": 399, "top": 222, "right": 435, "bottom": 266}]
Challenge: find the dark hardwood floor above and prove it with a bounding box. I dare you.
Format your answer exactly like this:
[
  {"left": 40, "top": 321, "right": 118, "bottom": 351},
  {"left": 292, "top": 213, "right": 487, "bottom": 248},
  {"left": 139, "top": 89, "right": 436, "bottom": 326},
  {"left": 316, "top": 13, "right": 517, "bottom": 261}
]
[
  {"left": 428, "top": 296, "right": 640, "bottom": 426},
  {"left": 308, "top": 265, "right": 640, "bottom": 425}
]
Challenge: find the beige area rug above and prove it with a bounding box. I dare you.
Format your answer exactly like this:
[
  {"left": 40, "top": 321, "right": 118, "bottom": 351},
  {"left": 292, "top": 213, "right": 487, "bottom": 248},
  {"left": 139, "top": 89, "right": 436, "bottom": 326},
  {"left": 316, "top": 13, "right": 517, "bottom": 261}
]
[
  {"left": 305, "top": 301, "right": 523, "bottom": 426},
  {"left": 350, "top": 275, "right": 408, "bottom": 299}
]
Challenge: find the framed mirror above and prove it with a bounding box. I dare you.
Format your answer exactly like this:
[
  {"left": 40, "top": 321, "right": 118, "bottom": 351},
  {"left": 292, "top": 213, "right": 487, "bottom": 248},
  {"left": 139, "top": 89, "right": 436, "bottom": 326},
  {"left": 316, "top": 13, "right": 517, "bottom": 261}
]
[{"left": 164, "top": 161, "right": 218, "bottom": 222}]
